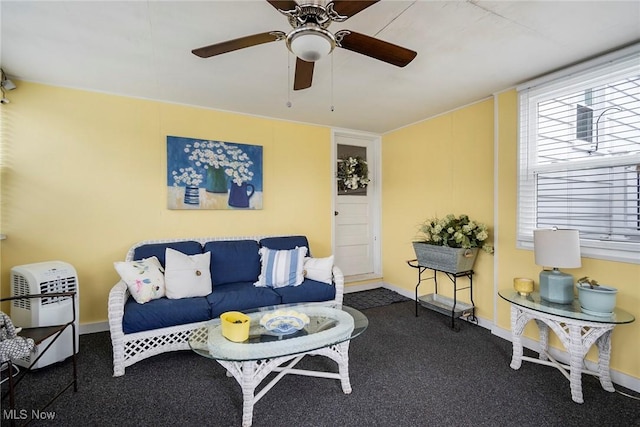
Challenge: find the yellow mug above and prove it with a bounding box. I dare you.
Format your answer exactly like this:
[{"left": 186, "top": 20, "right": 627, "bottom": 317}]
[
  {"left": 513, "top": 278, "right": 534, "bottom": 296},
  {"left": 220, "top": 311, "right": 250, "bottom": 342}
]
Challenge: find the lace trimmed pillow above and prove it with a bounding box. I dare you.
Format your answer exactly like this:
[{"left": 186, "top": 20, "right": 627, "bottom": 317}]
[{"left": 254, "top": 246, "right": 308, "bottom": 289}]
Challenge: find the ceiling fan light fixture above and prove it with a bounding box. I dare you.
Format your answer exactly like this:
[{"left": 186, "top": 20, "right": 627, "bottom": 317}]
[{"left": 286, "top": 25, "right": 335, "bottom": 62}]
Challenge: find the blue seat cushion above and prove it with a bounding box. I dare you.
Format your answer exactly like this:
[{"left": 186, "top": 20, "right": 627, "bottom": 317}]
[
  {"left": 259, "top": 236, "right": 311, "bottom": 256},
  {"left": 203, "top": 240, "right": 261, "bottom": 286},
  {"left": 273, "top": 279, "right": 336, "bottom": 304},
  {"left": 122, "top": 296, "right": 211, "bottom": 334},
  {"left": 206, "top": 282, "right": 282, "bottom": 318},
  {"left": 133, "top": 241, "right": 203, "bottom": 267}
]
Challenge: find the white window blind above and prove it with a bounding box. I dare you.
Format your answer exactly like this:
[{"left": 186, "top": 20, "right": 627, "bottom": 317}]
[{"left": 517, "top": 46, "right": 640, "bottom": 264}]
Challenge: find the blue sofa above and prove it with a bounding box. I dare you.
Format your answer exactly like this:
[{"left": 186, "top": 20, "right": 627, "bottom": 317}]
[{"left": 108, "top": 235, "right": 344, "bottom": 376}]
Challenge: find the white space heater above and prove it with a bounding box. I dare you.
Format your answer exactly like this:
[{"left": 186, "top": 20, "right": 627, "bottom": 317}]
[{"left": 10, "top": 261, "right": 79, "bottom": 369}]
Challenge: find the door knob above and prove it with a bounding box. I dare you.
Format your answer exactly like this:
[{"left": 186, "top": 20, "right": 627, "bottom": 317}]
[{"left": 334, "top": 211, "right": 339, "bottom": 216}]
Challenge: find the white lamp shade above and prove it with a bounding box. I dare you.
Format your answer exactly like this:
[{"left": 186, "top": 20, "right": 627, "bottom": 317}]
[
  {"left": 290, "top": 32, "right": 332, "bottom": 62},
  {"left": 533, "top": 229, "right": 582, "bottom": 268}
]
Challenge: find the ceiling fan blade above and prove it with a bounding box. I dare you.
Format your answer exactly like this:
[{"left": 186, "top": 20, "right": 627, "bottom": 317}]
[
  {"left": 266, "top": 0, "right": 298, "bottom": 12},
  {"left": 328, "top": 1, "right": 380, "bottom": 18},
  {"left": 192, "top": 32, "right": 282, "bottom": 58},
  {"left": 293, "top": 58, "right": 314, "bottom": 91},
  {"left": 338, "top": 31, "right": 417, "bottom": 67}
]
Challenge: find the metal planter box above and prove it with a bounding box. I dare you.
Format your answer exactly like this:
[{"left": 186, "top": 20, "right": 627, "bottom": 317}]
[
  {"left": 418, "top": 293, "right": 474, "bottom": 319},
  {"left": 412, "top": 243, "right": 478, "bottom": 274}
]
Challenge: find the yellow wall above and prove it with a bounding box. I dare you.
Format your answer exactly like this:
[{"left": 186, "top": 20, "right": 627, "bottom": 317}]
[
  {"left": 494, "top": 90, "right": 640, "bottom": 379},
  {"left": 381, "top": 91, "right": 639, "bottom": 381},
  {"left": 1, "top": 81, "right": 638, "bottom": 381},
  {"left": 0, "top": 81, "right": 333, "bottom": 323},
  {"left": 381, "top": 99, "right": 495, "bottom": 319}
]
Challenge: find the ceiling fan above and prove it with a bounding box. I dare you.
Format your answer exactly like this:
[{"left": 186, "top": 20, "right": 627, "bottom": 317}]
[{"left": 191, "top": 0, "right": 417, "bottom": 91}]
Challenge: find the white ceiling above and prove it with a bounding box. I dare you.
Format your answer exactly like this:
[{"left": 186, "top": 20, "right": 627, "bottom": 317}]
[{"left": 1, "top": 1, "right": 639, "bottom": 134}]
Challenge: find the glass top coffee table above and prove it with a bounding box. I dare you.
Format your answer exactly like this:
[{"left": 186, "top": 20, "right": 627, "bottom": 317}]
[{"left": 189, "top": 302, "right": 368, "bottom": 427}]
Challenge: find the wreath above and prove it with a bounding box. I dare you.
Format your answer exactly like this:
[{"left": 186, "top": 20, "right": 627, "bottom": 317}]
[{"left": 337, "top": 156, "right": 370, "bottom": 191}]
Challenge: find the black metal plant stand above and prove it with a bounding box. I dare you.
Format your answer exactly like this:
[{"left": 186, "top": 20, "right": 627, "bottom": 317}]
[{"left": 407, "top": 259, "right": 476, "bottom": 330}]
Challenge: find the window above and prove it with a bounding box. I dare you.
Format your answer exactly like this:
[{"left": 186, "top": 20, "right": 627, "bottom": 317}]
[{"left": 517, "top": 46, "right": 640, "bottom": 264}]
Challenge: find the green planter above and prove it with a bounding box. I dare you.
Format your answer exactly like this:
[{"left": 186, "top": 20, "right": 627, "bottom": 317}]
[
  {"left": 412, "top": 242, "right": 479, "bottom": 274},
  {"left": 576, "top": 283, "right": 618, "bottom": 316},
  {"left": 205, "top": 166, "right": 228, "bottom": 193}
]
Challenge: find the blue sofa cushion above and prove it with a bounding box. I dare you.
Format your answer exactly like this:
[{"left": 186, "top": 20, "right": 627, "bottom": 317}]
[
  {"left": 259, "top": 236, "right": 311, "bottom": 256},
  {"left": 273, "top": 278, "right": 336, "bottom": 304},
  {"left": 206, "top": 282, "right": 282, "bottom": 318},
  {"left": 122, "top": 296, "right": 211, "bottom": 334},
  {"left": 204, "top": 240, "right": 261, "bottom": 285},
  {"left": 133, "top": 241, "right": 203, "bottom": 267}
]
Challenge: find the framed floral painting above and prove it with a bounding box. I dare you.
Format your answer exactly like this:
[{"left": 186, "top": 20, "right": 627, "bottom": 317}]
[{"left": 167, "top": 136, "right": 263, "bottom": 210}]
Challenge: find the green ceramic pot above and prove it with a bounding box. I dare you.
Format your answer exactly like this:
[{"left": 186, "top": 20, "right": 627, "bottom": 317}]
[{"left": 576, "top": 283, "right": 617, "bottom": 316}]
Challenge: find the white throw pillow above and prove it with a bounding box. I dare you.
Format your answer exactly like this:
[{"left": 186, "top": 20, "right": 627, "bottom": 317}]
[
  {"left": 114, "top": 256, "right": 165, "bottom": 304},
  {"left": 254, "top": 246, "right": 308, "bottom": 289},
  {"left": 303, "top": 256, "right": 334, "bottom": 285},
  {"left": 164, "top": 248, "right": 212, "bottom": 299}
]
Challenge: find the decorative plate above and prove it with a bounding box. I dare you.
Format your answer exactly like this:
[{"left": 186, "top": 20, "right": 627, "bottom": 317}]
[{"left": 260, "top": 309, "right": 310, "bottom": 335}]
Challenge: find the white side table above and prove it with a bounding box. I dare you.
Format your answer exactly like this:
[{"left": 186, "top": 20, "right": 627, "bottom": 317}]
[{"left": 498, "top": 290, "right": 634, "bottom": 404}]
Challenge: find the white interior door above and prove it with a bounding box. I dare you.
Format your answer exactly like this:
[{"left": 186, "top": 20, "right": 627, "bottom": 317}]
[{"left": 333, "top": 132, "right": 380, "bottom": 279}]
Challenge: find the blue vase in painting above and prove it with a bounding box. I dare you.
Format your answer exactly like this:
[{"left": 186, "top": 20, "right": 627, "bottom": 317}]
[
  {"left": 228, "top": 183, "right": 255, "bottom": 208},
  {"left": 206, "top": 166, "right": 228, "bottom": 193},
  {"left": 184, "top": 186, "right": 200, "bottom": 205}
]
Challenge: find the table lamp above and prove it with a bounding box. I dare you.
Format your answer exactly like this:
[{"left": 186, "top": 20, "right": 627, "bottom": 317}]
[{"left": 533, "top": 228, "right": 581, "bottom": 304}]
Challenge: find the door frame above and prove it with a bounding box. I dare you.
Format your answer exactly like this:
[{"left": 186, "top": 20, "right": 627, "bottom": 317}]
[{"left": 331, "top": 129, "right": 382, "bottom": 281}]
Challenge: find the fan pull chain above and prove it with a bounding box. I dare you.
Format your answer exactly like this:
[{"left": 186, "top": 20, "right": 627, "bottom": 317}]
[
  {"left": 286, "top": 52, "right": 292, "bottom": 108},
  {"left": 330, "top": 54, "right": 335, "bottom": 112}
]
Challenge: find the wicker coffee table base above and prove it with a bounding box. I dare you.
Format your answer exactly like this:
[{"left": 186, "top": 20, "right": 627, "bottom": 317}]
[{"left": 217, "top": 341, "right": 352, "bottom": 427}]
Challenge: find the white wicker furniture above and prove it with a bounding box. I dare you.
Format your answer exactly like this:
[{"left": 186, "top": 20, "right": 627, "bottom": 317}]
[
  {"left": 189, "top": 302, "right": 368, "bottom": 427},
  {"left": 108, "top": 235, "right": 344, "bottom": 377},
  {"left": 498, "top": 290, "right": 635, "bottom": 403}
]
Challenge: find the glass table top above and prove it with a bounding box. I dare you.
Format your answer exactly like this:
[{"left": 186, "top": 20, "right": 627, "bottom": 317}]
[
  {"left": 189, "top": 301, "right": 369, "bottom": 362},
  {"left": 498, "top": 290, "right": 635, "bottom": 324}
]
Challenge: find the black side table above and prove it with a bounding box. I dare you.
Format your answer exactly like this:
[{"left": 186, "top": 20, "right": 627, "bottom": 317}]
[
  {"left": 407, "top": 259, "right": 475, "bottom": 329},
  {"left": 1, "top": 292, "right": 78, "bottom": 426}
]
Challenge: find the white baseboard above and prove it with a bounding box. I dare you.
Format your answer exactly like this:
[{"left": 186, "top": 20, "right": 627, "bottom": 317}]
[
  {"left": 79, "top": 321, "right": 109, "bottom": 335},
  {"left": 344, "top": 281, "right": 385, "bottom": 293}
]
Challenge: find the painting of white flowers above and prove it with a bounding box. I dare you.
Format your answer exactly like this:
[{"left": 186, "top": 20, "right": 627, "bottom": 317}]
[{"left": 167, "top": 136, "right": 263, "bottom": 210}]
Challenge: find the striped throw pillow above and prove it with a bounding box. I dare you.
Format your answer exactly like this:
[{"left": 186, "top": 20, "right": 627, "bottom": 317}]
[{"left": 254, "top": 246, "right": 308, "bottom": 288}]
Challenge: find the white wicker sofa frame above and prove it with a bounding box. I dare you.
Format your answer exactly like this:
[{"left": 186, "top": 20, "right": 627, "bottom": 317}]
[{"left": 108, "top": 235, "right": 344, "bottom": 377}]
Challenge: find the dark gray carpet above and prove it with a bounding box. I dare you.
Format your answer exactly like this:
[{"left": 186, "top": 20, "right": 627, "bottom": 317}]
[
  {"left": 343, "top": 287, "right": 411, "bottom": 310},
  {"left": 2, "top": 298, "right": 639, "bottom": 427}
]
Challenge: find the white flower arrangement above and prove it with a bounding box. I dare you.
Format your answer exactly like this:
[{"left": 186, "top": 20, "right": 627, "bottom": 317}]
[
  {"left": 416, "top": 214, "right": 494, "bottom": 254},
  {"left": 224, "top": 145, "right": 255, "bottom": 186},
  {"left": 171, "top": 167, "right": 203, "bottom": 187},
  {"left": 184, "top": 141, "right": 254, "bottom": 185},
  {"left": 337, "top": 156, "right": 370, "bottom": 191},
  {"left": 185, "top": 140, "right": 230, "bottom": 169}
]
